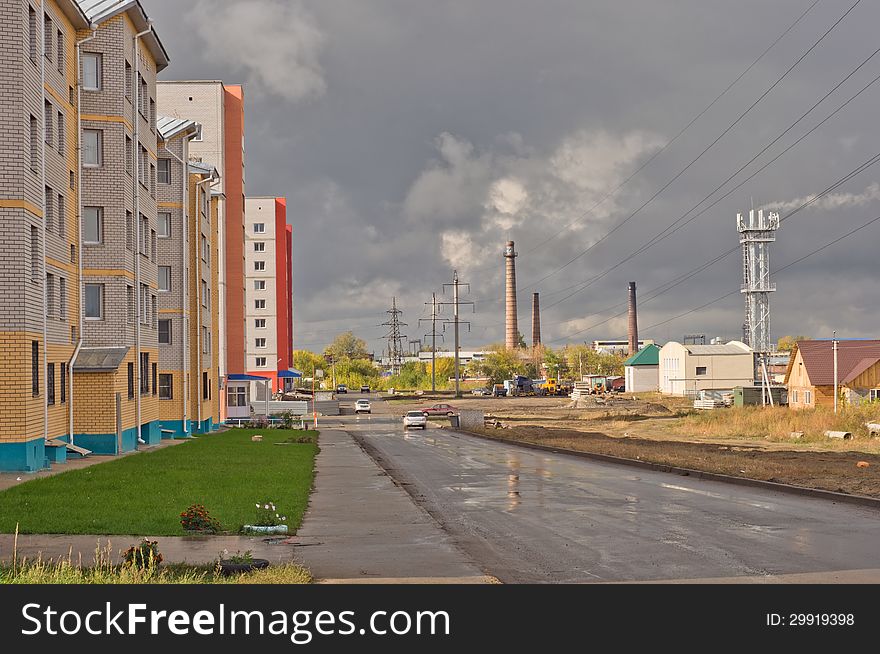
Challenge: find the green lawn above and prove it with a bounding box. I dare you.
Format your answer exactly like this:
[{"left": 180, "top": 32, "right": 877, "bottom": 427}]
[{"left": 0, "top": 429, "right": 317, "bottom": 536}]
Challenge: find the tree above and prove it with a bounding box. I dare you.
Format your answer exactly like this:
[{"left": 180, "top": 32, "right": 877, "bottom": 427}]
[
  {"left": 292, "top": 350, "right": 325, "bottom": 375},
  {"left": 468, "top": 344, "right": 528, "bottom": 385},
  {"left": 777, "top": 335, "right": 810, "bottom": 352},
  {"left": 324, "top": 331, "right": 370, "bottom": 361}
]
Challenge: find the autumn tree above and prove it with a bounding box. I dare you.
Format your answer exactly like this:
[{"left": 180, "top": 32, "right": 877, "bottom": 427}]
[
  {"left": 324, "top": 331, "right": 371, "bottom": 361},
  {"left": 777, "top": 335, "right": 810, "bottom": 352}
]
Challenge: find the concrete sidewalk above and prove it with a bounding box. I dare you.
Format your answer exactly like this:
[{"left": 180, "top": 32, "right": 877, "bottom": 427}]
[{"left": 292, "top": 429, "right": 490, "bottom": 583}]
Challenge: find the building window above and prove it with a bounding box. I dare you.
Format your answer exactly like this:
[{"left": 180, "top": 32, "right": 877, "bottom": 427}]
[
  {"left": 150, "top": 98, "right": 156, "bottom": 131},
  {"left": 158, "top": 158, "right": 171, "bottom": 184},
  {"left": 227, "top": 386, "right": 246, "bottom": 407},
  {"left": 126, "top": 211, "right": 134, "bottom": 250},
  {"left": 57, "top": 29, "right": 64, "bottom": 73},
  {"left": 82, "top": 129, "right": 101, "bottom": 166},
  {"left": 128, "top": 362, "right": 134, "bottom": 399},
  {"left": 31, "top": 226, "right": 39, "bottom": 282},
  {"left": 151, "top": 230, "right": 157, "bottom": 263},
  {"left": 871, "top": 389, "right": 880, "bottom": 402},
  {"left": 82, "top": 52, "right": 101, "bottom": 90},
  {"left": 127, "top": 285, "right": 134, "bottom": 323},
  {"left": 201, "top": 235, "right": 209, "bottom": 263},
  {"left": 84, "top": 283, "right": 102, "bottom": 320},
  {"left": 255, "top": 299, "right": 266, "bottom": 310},
  {"left": 32, "top": 341, "right": 39, "bottom": 397},
  {"left": 158, "top": 212, "right": 171, "bottom": 238},
  {"left": 158, "top": 319, "right": 172, "bottom": 344},
  {"left": 44, "top": 100, "right": 53, "bottom": 146},
  {"left": 45, "top": 187, "right": 53, "bottom": 233},
  {"left": 253, "top": 223, "right": 265, "bottom": 234},
  {"left": 158, "top": 266, "right": 171, "bottom": 292},
  {"left": 60, "top": 363, "right": 67, "bottom": 404},
  {"left": 57, "top": 110, "right": 64, "bottom": 156},
  {"left": 255, "top": 319, "right": 266, "bottom": 329},
  {"left": 255, "top": 338, "right": 266, "bottom": 349},
  {"left": 29, "top": 7, "right": 37, "bottom": 61},
  {"left": 254, "top": 261, "right": 265, "bottom": 272},
  {"left": 45, "top": 273, "right": 54, "bottom": 317},
  {"left": 140, "top": 352, "right": 150, "bottom": 395},
  {"left": 150, "top": 163, "right": 156, "bottom": 196},
  {"left": 124, "top": 61, "right": 132, "bottom": 99},
  {"left": 57, "top": 193, "right": 65, "bottom": 238},
  {"left": 47, "top": 363, "right": 55, "bottom": 405},
  {"left": 791, "top": 389, "right": 798, "bottom": 404},
  {"left": 69, "top": 169, "right": 75, "bottom": 190},
  {"left": 695, "top": 366, "right": 707, "bottom": 376},
  {"left": 30, "top": 115, "right": 38, "bottom": 171},
  {"left": 203, "top": 372, "right": 210, "bottom": 400},
  {"left": 256, "top": 357, "right": 267, "bottom": 368},
  {"left": 203, "top": 327, "right": 211, "bottom": 354},
  {"left": 254, "top": 242, "right": 265, "bottom": 252},
  {"left": 151, "top": 295, "right": 157, "bottom": 329},
  {"left": 140, "top": 215, "right": 149, "bottom": 255},
  {"left": 70, "top": 243, "right": 75, "bottom": 263},
  {"left": 83, "top": 206, "right": 102, "bottom": 244},
  {"left": 152, "top": 363, "right": 158, "bottom": 396},
  {"left": 254, "top": 280, "right": 266, "bottom": 291},
  {"left": 139, "top": 284, "right": 149, "bottom": 325},
  {"left": 804, "top": 390, "right": 812, "bottom": 405},
  {"left": 159, "top": 373, "right": 173, "bottom": 400},
  {"left": 43, "top": 13, "right": 52, "bottom": 61},
  {"left": 125, "top": 135, "right": 132, "bottom": 175},
  {"left": 201, "top": 280, "right": 208, "bottom": 307},
  {"left": 59, "top": 277, "right": 66, "bottom": 320}
]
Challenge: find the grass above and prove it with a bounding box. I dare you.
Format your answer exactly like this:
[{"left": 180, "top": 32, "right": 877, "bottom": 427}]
[
  {"left": 677, "top": 404, "right": 880, "bottom": 443},
  {"left": 1, "top": 543, "right": 311, "bottom": 584},
  {"left": 0, "top": 429, "right": 318, "bottom": 535}
]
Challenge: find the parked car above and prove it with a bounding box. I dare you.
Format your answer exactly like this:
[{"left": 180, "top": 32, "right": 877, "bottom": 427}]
[
  {"left": 360, "top": 385, "right": 370, "bottom": 393},
  {"left": 403, "top": 411, "right": 428, "bottom": 430},
  {"left": 421, "top": 403, "right": 458, "bottom": 417},
  {"left": 354, "top": 399, "right": 371, "bottom": 414},
  {"left": 471, "top": 388, "right": 491, "bottom": 396},
  {"left": 492, "top": 384, "right": 507, "bottom": 397},
  {"left": 336, "top": 384, "right": 348, "bottom": 394}
]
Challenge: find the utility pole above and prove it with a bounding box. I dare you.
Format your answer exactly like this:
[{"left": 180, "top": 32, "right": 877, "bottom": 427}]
[
  {"left": 419, "top": 293, "right": 443, "bottom": 393},
  {"left": 439, "top": 271, "right": 474, "bottom": 398},
  {"left": 833, "top": 330, "right": 839, "bottom": 414},
  {"left": 380, "top": 297, "right": 407, "bottom": 376}
]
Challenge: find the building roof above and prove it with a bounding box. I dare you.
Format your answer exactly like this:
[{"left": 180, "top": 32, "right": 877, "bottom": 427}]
[
  {"left": 623, "top": 343, "right": 660, "bottom": 367},
  {"left": 74, "top": 1, "right": 170, "bottom": 72},
  {"left": 73, "top": 347, "right": 129, "bottom": 372},
  {"left": 58, "top": 0, "right": 91, "bottom": 29},
  {"left": 157, "top": 115, "right": 200, "bottom": 141},
  {"left": 682, "top": 341, "right": 751, "bottom": 355},
  {"left": 791, "top": 340, "right": 880, "bottom": 386},
  {"left": 188, "top": 161, "right": 219, "bottom": 179}
]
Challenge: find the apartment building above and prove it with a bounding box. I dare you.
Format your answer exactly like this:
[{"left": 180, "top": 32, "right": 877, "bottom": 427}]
[
  {"left": 155, "top": 116, "right": 221, "bottom": 436},
  {"left": 242, "top": 197, "right": 292, "bottom": 397},
  {"left": 156, "top": 81, "right": 246, "bottom": 420}
]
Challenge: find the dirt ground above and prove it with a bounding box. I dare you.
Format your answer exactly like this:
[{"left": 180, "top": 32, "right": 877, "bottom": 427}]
[{"left": 387, "top": 394, "right": 880, "bottom": 498}]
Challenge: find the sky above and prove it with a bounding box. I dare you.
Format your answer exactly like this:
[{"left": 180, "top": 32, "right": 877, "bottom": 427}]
[{"left": 147, "top": 0, "right": 880, "bottom": 354}]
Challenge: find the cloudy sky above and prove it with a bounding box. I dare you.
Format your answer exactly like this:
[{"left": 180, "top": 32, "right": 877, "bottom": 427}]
[{"left": 149, "top": 0, "right": 880, "bottom": 354}]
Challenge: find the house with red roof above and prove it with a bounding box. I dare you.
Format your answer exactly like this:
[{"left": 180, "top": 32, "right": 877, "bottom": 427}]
[{"left": 784, "top": 340, "right": 880, "bottom": 409}]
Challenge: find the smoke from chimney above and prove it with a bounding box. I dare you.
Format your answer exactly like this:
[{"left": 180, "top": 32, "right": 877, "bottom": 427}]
[
  {"left": 628, "top": 281, "right": 639, "bottom": 356},
  {"left": 504, "top": 241, "right": 518, "bottom": 349},
  {"left": 531, "top": 292, "right": 541, "bottom": 348}
]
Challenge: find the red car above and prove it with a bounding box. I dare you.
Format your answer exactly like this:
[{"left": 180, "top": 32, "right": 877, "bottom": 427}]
[{"left": 421, "top": 403, "right": 459, "bottom": 417}]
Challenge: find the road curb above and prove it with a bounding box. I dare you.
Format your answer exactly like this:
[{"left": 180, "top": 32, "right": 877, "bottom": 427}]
[{"left": 453, "top": 428, "right": 880, "bottom": 510}]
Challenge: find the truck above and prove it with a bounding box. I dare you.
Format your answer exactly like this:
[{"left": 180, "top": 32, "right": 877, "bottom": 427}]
[{"left": 504, "top": 375, "right": 535, "bottom": 396}]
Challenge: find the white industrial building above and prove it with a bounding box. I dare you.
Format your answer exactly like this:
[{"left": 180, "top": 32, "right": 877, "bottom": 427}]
[{"left": 659, "top": 341, "right": 754, "bottom": 396}]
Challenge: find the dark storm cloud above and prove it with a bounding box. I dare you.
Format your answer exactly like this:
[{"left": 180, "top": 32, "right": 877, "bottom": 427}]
[{"left": 147, "top": 0, "right": 880, "bottom": 352}]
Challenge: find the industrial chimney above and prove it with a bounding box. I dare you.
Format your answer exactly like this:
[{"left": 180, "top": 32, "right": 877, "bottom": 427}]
[
  {"left": 504, "top": 241, "right": 518, "bottom": 349},
  {"left": 531, "top": 292, "right": 541, "bottom": 348},
  {"left": 628, "top": 281, "right": 639, "bottom": 356}
]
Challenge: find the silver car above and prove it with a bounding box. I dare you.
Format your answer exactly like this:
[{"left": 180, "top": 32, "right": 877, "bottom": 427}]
[{"left": 403, "top": 410, "right": 427, "bottom": 430}]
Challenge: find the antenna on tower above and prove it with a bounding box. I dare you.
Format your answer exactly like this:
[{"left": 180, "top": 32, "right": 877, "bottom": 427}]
[{"left": 737, "top": 208, "right": 780, "bottom": 405}]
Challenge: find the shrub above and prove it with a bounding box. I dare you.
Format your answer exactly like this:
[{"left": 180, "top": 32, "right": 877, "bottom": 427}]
[
  {"left": 179, "top": 503, "right": 222, "bottom": 534},
  {"left": 122, "top": 539, "right": 163, "bottom": 569}
]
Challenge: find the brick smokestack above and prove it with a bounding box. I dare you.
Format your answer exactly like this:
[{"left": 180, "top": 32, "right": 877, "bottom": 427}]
[
  {"left": 628, "top": 281, "right": 639, "bottom": 356},
  {"left": 504, "top": 241, "right": 518, "bottom": 349},
  {"left": 531, "top": 292, "right": 541, "bottom": 347}
]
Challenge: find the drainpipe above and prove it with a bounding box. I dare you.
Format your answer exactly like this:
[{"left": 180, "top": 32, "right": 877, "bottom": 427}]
[
  {"left": 164, "top": 141, "right": 188, "bottom": 435},
  {"left": 133, "top": 22, "right": 152, "bottom": 450},
  {"left": 69, "top": 26, "right": 97, "bottom": 447},
  {"left": 194, "top": 174, "right": 214, "bottom": 431},
  {"left": 40, "top": 9, "right": 48, "bottom": 448}
]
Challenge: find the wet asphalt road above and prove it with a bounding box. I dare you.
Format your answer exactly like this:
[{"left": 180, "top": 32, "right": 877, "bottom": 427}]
[{"left": 342, "top": 398, "right": 880, "bottom": 583}]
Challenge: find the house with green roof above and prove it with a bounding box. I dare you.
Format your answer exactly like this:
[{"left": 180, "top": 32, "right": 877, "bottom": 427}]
[{"left": 623, "top": 344, "right": 661, "bottom": 392}]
